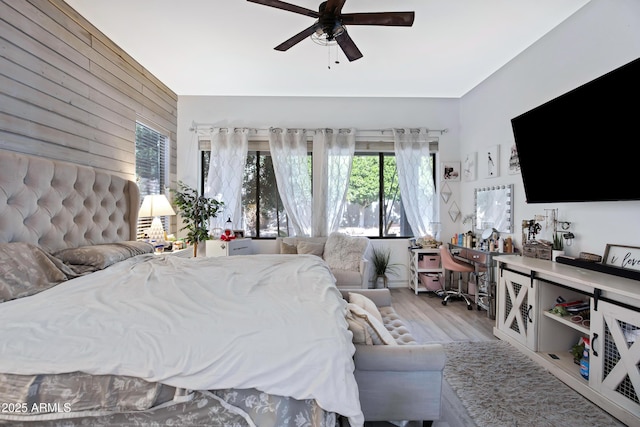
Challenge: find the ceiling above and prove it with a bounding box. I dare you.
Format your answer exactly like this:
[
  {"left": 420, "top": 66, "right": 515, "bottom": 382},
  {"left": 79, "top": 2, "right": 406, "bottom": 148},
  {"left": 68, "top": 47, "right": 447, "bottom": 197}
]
[{"left": 63, "top": 0, "right": 590, "bottom": 98}]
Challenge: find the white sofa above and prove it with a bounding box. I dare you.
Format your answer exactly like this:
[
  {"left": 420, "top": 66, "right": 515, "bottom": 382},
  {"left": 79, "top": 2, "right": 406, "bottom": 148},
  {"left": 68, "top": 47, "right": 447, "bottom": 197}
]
[
  {"left": 342, "top": 288, "right": 445, "bottom": 424},
  {"left": 275, "top": 232, "right": 373, "bottom": 289}
]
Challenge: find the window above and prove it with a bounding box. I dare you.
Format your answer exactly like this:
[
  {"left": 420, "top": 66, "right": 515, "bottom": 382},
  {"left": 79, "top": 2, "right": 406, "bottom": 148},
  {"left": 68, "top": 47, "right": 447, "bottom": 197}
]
[
  {"left": 135, "top": 122, "right": 169, "bottom": 239},
  {"left": 338, "top": 153, "right": 433, "bottom": 238},
  {"left": 200, "top": 138, "right": 436, "bottom": 239},
  {"left": 202, "top": 150, "right": 304, "bottom": 238}
]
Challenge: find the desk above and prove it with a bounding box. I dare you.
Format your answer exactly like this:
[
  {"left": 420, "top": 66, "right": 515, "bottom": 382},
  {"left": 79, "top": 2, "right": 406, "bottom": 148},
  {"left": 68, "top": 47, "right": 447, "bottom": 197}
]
[{"left": 449, "top": 244, "right": 499, "bottom": 319}]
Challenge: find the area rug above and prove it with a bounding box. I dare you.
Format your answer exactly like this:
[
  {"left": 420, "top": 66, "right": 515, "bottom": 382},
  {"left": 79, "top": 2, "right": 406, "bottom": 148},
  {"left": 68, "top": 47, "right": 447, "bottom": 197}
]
[{"left": 442, "top": 341, "right": 626, "bottom": 427}]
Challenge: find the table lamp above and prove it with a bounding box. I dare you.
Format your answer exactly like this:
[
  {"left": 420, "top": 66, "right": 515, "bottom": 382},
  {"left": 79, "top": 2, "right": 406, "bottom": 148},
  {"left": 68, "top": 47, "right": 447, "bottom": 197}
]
[{"left": 139, "top": 194, "right": 176, "bottom": 241}]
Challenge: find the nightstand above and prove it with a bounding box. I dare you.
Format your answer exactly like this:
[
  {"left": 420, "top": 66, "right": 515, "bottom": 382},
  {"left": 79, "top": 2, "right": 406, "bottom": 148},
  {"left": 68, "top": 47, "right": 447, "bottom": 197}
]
[{"left": 205, "top": 238, "right": 253, "bottom": 257}]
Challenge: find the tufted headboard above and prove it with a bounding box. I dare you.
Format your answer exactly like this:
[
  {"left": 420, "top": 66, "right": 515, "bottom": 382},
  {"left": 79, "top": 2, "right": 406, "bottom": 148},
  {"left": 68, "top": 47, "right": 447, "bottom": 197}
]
[{"left": 0, "top": 150, "right": 139, "bottom": 253}]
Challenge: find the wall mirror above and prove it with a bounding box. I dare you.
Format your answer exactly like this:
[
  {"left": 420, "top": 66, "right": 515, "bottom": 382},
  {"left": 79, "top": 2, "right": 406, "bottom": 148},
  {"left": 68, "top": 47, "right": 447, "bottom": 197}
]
[{"left": 475, "top": 184, "right": 514, "bottom": 234}]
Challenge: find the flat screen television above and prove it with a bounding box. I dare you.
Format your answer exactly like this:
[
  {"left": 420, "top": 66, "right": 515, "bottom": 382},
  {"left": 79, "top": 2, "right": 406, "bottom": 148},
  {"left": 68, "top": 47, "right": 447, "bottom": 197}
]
[{"left": 511, "top": 56, "right": 640, "bottom": 203}]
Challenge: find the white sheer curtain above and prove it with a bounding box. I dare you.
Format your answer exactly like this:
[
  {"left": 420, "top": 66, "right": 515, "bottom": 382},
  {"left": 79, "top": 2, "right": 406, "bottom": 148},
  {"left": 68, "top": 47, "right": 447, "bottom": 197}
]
[
  {"left": 312, "top": 128, "right": 355, "bottom": 236},
  {"left": 204, "top": 128, "right": 249, "bottom": 230},
  {"left": 269, "top": 128, "right": 312, "bottom": 236},
  {"left": 393, "top": 128, "right": 438, "bottom": 238}
]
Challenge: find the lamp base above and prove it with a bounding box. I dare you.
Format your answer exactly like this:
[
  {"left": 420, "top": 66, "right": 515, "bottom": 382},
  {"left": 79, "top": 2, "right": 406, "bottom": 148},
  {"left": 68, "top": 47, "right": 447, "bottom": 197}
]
[{"left": 147, "top": 217, "right": 166, "bottom": 242}]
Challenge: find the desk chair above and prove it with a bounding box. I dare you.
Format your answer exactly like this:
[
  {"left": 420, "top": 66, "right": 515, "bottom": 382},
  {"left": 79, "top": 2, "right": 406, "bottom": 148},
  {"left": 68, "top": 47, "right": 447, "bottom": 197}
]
[{"left": 439, "top": 245, "right": 474, "bottom": 310}]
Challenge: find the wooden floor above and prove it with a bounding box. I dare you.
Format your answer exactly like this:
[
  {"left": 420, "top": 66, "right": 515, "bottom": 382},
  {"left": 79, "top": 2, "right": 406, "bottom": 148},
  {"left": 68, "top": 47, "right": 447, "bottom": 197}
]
[{"left": 363, "top": 286, "right": 498, "bottom": 427}]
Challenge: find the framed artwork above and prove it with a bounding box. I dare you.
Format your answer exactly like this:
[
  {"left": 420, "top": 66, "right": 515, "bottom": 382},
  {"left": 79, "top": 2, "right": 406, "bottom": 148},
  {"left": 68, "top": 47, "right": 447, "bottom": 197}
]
[
  {"left": 485, "top": 145, "right": 500, "bottom": 178},
  {"left": 508, "top": 144, "right": 521, "bottom": 175},
  {"left": 602, "top": 244, "right": 640, "bottom": 272},
  {"left": 441, "top": 161, "right": 461, "bottom": 182},
  {"left": 463, "top": 152, "right": 477, "bottom": 182}
]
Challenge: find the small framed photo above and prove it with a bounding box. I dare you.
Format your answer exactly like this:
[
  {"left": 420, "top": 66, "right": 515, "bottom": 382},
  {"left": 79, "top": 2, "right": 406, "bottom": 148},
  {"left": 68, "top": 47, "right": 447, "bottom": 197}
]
[
  {"left": 441, "top": 161, "right": 461, "bottom": 182},
  {"left": 485, "top": 145, "right": 500, "bottom": 178},
  {"left": 234, "top": 230, "right": 245, "bottom": 239},
  {"left": 463, "top": 152, "right": 477, "bottom": 182},
  {"left": 508, "top": 144, "right": 521, "bottom": 175}
]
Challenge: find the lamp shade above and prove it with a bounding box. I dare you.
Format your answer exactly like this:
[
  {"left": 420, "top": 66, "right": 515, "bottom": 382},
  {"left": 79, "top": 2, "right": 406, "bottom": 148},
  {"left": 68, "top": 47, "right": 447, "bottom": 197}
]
[{"left": 139, "top": 194, "right": 176, "bottom": 218}]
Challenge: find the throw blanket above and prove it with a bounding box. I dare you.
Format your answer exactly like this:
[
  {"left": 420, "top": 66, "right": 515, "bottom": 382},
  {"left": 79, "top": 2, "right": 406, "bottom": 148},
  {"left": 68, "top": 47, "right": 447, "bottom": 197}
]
[{"left": 0, "top": 254, "right": 363, "bottom": 426}]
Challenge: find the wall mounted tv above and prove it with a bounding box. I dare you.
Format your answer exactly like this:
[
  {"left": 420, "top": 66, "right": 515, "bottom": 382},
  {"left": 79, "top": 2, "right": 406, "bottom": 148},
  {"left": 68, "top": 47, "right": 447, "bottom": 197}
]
[{"left": 511, "top": 56, "right": 640, "bottom": 203}]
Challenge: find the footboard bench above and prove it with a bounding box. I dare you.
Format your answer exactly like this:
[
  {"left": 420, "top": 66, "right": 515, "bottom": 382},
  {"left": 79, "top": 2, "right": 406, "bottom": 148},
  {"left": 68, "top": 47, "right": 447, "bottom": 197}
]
[{"left": 341, "top": 289, "right": 445, "bottom": 424}]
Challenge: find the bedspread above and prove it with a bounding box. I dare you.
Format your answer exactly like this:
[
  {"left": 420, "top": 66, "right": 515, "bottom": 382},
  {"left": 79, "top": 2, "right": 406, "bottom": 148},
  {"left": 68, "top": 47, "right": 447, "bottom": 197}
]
[{"left": 0, "top": 254, "right": 363, "bottom": 426}]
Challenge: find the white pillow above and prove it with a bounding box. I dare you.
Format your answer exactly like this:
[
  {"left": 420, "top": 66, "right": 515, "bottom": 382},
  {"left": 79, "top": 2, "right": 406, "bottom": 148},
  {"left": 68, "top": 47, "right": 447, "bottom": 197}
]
[
  {"left": 345, "top": 309, "right": 373, "bottom": 345},
  {"left": 347, "top": 303, "right": 397, "bottom": 346},
  {"left": 323, "top": 232, "right": 369, "bottom": 271},
  {"left": 297, "top": 241, "right": 324, "bottom": 257},
  {"left": 349, "top": 292, "right": 383, "bottom": 324}
]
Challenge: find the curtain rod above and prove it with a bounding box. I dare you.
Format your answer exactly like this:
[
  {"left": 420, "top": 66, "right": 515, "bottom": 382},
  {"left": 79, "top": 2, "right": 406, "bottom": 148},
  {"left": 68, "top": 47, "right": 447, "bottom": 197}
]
[{"left": 189, "top": 122, "right": 448, "bottom": 135}]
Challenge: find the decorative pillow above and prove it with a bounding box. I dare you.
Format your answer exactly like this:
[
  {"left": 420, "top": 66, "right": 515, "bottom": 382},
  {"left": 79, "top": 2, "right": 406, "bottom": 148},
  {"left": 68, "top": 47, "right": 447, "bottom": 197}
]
[
  {"left": 345, "top": 309, "right": 373, "bottom": 345},
  {"left": 280, "top": 241, "right": 298, "bottom": 254},
  {"left": 323, "top": 232, "right": 368, "bottom": 271},
  {"left": 349, "top": 292, "right": 383, "bottom": 324},
  {"left": 347, "top": 303, "right": 397, "bottom": 345},
  {"left": 55, "top": 241, "right": 154, "bottom": 271},
  {"left": 297, "top": 241, "right": 325, "bottom": 257},
  {"left": 0, "top": 242, "right": 71, "bottom": 302}
]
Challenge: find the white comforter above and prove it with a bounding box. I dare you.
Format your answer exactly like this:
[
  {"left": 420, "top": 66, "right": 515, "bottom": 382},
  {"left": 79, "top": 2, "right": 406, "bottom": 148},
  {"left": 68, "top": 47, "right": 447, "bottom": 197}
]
[{"left": 0, "top": 253, "right": 363, "bottom": 426}]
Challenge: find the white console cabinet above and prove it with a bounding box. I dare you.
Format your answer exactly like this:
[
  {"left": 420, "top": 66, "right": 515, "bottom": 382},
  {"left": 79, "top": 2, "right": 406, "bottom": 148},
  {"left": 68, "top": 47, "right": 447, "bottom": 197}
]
[{"left": 494, "top": 255, "right": 640, "bottom": 426}]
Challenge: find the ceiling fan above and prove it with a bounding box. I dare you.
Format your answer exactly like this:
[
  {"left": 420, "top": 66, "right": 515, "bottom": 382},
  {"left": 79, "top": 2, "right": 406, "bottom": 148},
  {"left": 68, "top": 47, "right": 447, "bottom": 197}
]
[{"left": 247, "top": 0, "right": 415, "bottom": 62}]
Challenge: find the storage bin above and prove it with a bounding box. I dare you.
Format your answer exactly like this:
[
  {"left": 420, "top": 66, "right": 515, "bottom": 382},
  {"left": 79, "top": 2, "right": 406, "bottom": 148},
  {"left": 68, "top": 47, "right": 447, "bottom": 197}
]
[
  {"left": 418, "top": 254, "right": 441, "bottom": 269},
  {"left": 419, "top": 273, "right": 442, "bottom": 291}
]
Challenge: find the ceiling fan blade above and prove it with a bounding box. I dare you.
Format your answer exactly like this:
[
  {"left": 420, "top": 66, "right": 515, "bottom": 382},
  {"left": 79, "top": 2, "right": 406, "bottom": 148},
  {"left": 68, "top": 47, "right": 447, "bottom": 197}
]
[
  {"left": 247, "top": 0, "right": 319, "bottom": 18},
  {"left": 341, "top": 12, "right": 415, "bottom": 26},
  {"left": 324, "top": 0, "right": 346, "bottom": 14},
  {"left": 335, "top": 31, "right": 363, "bottom": 62},
  {"left": 274, "top": 24, "right": 318, "bottom": 51}
]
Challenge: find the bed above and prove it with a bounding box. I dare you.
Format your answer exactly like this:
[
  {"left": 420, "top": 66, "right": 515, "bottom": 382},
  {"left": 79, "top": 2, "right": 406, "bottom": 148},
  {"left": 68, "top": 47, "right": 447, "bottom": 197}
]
[{"left": 0, "top": 150, "right": 363, "bottom": 427}]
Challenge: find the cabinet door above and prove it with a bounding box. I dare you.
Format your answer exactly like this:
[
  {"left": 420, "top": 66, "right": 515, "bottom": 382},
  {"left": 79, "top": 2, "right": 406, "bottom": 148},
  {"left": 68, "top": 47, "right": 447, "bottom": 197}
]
[
  {"left": 497, "top": 269, "right": 537, "bottom": 349},
  {"left": 590, "top": 299, "right": 640, "bottom": 415}
]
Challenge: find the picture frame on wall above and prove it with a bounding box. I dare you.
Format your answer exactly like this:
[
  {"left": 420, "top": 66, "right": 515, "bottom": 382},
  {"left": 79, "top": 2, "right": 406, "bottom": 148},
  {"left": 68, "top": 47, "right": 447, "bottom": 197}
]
[
  {"left": 463, "top": 152, "right": 477, "bottom": 181},
  {"left": 485, "top": 145, "right": 500, "bottom": 178},
  {"left": 441, "top": 161, "right": 461, "bottom": 182},
  {"left": 509, "top": 144, "right": 521, "bottom": 175}
]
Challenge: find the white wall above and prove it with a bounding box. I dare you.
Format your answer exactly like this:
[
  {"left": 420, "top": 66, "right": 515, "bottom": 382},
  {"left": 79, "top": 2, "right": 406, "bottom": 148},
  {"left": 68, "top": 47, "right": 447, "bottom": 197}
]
[{"left": 459, "top": 0, "right": 640, "bottom": 257}]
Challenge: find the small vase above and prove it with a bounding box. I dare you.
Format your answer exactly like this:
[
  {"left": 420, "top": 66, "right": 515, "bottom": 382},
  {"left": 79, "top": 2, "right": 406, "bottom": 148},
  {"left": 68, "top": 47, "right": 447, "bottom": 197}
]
[{"left": 552, "top": 250, "right": 565, "bottom": 261}]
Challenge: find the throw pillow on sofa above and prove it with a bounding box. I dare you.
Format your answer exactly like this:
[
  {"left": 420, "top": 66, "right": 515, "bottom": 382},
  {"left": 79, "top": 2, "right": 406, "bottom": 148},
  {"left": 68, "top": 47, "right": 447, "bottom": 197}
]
[
  {"left": 323, "top": 232, "right": 368, "bottom": 272},
  {"left": 297, "top": 241, "right": 324, "bottom": 257},
  {"left": 349, "top": 292, "right": 383, "bottom": 324},
  {"left": 347, "top": 303, "right": 397, "bottom": 346}
]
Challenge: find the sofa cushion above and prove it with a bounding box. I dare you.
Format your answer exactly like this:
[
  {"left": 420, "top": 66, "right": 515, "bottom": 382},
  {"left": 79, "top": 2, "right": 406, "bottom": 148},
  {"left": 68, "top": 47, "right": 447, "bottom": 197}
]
[
  {"left": 349, "top": 292, "right": 383, "bottom": 324},
  {"left": 347, "top": 303, "right": 397, "bottom": 346},
  {"left": 297, "top": 241, "right": 324, "bottom": 257},
  {"left": 323, "top": 232, "right": 368, "bottom": 272},
  {"left": 332, "top": 269, "right": 363, "bottom": 288}
]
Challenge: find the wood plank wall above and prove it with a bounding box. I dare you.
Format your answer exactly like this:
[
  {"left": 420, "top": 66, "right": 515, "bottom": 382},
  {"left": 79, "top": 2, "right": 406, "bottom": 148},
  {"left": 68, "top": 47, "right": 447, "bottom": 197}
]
[{"left": 0, "top": 0, "right": 177, "bottom": 231}]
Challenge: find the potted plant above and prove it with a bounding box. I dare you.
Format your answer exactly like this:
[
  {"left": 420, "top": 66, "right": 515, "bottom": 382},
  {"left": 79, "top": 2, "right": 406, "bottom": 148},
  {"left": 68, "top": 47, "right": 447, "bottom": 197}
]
[
  {"left": 552, "top": 232, "right": 564, "bottom": 261},
  {"left": 172, "top": 181, "right": 224, "bottom": 257},
  {"left": 371, "top": 247, "right": 400, "bottom": 289}
]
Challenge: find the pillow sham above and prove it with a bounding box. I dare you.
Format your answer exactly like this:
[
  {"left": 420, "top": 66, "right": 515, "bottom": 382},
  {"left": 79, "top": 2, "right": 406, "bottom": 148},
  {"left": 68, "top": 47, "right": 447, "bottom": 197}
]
[
  {"left": 323, "top": 232, "right": 368, "bottom": 271},
  {"left": 0, "top": 242, "right": 71, "bottom": 302},
  {"left": 349, "top": 292, "right": 383, "bottom": 324},
  {"left": 347, "top": 303, "right": 397, "bottom": 346},
  {"left": 54, "top": 241, "right": 154, "bottom": 271}
]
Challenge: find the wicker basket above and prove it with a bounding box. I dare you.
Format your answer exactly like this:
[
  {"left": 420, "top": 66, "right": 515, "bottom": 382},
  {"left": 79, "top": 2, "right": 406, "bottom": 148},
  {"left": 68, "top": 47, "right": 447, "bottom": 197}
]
[{"left": 579, "top": 252, "right": 602, "bottom": 263}]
